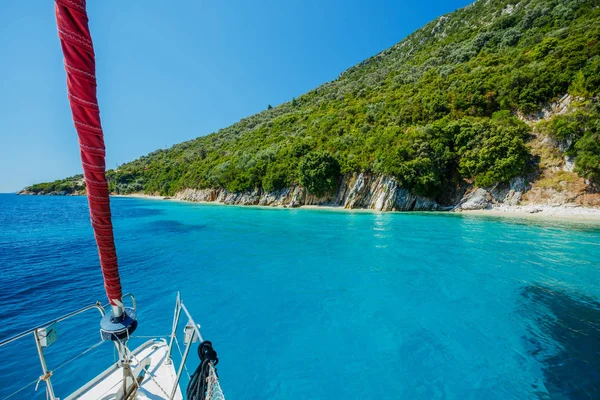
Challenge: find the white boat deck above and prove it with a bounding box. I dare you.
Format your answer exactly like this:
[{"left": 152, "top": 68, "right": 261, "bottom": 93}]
[{"left": 66, "top": 338, "right": 182, "bottom": 400}]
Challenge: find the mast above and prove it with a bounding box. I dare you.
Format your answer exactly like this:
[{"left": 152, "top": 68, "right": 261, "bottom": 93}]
[{"left": 54, "top": 0, "right": 124, "bottom": 318}]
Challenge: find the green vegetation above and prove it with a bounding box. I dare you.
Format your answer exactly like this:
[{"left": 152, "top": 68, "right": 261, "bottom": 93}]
[
  {"left": 26, "top": 175, "right": 84, "bottom": 194},
  {"left": 538, "top": 101, "right": 600, "bottom": 183},
  {"left": 298, "top": 152, "right": 340, "bottom": 196},
  {"left": 575, "top": 132, "right": 600, "bottom": 184},
  {"left": 28, "top": 0, "right": 600, "bottom": 199}
]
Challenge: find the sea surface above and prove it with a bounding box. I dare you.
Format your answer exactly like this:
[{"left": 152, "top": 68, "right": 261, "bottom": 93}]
[{"left": 1, "top": 193, "right": 599, "bottom": 399}]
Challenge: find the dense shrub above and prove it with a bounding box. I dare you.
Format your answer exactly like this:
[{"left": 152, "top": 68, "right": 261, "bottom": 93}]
[
  {"left": 575, "top": 133, "right": 600, "bottom": 184},
  {"left": 298, "top": 152, "right": 340, "bottom": 196},
  {"left": 455, "top": 113, "right": 531, "bottom": 187}
]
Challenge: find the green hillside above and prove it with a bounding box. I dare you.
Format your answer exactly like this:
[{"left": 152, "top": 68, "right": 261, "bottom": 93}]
[{"left": 27, "top": 0, "right": 600, "bottom": 200}]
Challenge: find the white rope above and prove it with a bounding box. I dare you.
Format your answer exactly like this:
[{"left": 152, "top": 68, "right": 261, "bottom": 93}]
[
  {"left": 58, "top": 28, "right": 93, "bottom": 49},
  {"left": 64, "top": 62, "right": 96, "bottom": 79},
  {"left": 69, "top": 93, "right": 98, "bottom": 107},
  {"left": 74, "top": 120, "right": 102, "bottom": 132},
  {"left": 59, "top": 0, "right": 86, "bottom": 12}
]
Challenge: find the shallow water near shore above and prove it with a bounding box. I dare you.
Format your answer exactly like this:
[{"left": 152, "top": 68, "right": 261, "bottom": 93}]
[{"left": 1, "top": 193, "right": 600, "bottom": 399}]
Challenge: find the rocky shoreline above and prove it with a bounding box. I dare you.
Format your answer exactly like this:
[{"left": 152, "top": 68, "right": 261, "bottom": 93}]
[
  {"left": 20, "top": 171, "right": 600, "bottom": 221},
  {"left": 117, "top": 173, "right": 600, "bottom": 221},
  {"left": 119, "top": 192, "right": 600, "bottom": 222},
  {"left": 170, "top": 172, "right": 529, "bottom": 212},
  {"left": 459, "top": 205, "right": 600, "bottom": 221},
  {"left": 172, "top": 173, "right": 442, "bottom": 211}
]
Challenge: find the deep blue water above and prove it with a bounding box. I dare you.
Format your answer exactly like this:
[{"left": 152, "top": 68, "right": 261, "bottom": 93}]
[{"left": 1, "top": 193, "right": 600, "bottom": 399}]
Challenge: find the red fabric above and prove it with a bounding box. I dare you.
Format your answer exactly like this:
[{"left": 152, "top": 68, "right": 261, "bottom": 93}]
[{"left": 55, "top": 0, "right": 122, "bottom": 305}]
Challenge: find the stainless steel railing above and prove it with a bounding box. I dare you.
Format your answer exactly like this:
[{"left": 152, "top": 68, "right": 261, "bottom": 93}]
[
  {"left": 167, "top": 292, "right": 205, "bottom": 399},
  {"left": 0, "top": 293, "right": 137, "bottom": 400},
  {"left": 0, "top": 292, "right": 201, "bottom": 400},
  {"left": 0, "top": 302, "right": 106, "bottom": 348},
  {"left": 0, "top": 301, "right": 106, "bottom": 400}
]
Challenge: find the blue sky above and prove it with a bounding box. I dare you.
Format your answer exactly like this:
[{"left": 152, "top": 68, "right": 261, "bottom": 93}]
[{"left": 0, "top": 0, "right": 472, "bottom": 192}]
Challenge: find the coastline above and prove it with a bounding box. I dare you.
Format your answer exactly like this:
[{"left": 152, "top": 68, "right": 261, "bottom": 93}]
[
  {"left": 112, "top": 193, "right": 600, "bottom": 223},
  {"left": 458, "top": 206, "right": 600, "bottom": 222}
]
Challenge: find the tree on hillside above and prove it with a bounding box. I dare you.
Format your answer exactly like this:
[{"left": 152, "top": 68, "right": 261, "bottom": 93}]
[{"left": 298, "top": 152, "right": 340, "bottom": 196}]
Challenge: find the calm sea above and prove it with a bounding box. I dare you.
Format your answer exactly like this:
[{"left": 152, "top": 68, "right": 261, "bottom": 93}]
[{"left": 1, "top": 193, "right": 599, "bottom": 399}]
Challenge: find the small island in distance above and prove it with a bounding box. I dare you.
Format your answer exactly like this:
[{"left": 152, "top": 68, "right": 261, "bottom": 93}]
[{"left": 22, "top": 0, "right": 600, "bottom": 218}]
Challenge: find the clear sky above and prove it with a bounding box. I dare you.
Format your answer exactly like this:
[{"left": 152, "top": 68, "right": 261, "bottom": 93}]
[{"left": 0, "top": 0, "right": 472, "bottom": 193}]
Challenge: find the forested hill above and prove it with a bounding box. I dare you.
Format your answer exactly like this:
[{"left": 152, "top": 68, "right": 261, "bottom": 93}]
[{"left": 26, "top": 0, "right": 600, "bottom": 204}]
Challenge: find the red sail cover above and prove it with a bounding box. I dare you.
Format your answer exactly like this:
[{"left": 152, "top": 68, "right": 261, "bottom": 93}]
[{"left": 55, "top": 0, "right": 122, "bottom": 305}]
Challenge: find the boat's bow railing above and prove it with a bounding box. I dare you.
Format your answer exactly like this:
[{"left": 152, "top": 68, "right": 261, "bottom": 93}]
[
  {"left": 0, "top": 302, "right": 106, "bottom": 400},
  {"left": 0, "top": 293, "right": 137, "bottom": 400},
  {"left": 0, "top": 293, "right": 220, "bottom": 400},
  {"left": 166, "top": 292, "right": 205, "bottom": 399}
]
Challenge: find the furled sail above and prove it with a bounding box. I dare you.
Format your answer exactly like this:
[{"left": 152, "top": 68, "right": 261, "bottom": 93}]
[{"left": 54, "top": 0, "right": 122, "bottom": 307}]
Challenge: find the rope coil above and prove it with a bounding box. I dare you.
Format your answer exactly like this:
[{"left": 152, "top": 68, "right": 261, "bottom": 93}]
[{"left": 186, "top": 341, "right": 222, "bottom": 400}]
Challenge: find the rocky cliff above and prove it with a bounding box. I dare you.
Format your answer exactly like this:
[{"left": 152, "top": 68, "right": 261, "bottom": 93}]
[
  {"left": 172, "top": 171, "right": 530, "bottom": 212},
  {"left": 171, "top": 172, "right": 534, "bottom": 212},
  {"left": 174, "top": 173, "right": 442, "bottom": 211}
]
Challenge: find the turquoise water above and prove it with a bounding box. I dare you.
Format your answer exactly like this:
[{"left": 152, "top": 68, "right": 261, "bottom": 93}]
[{"left": 1, "top": 193, "right": 600, "bottom": 399}]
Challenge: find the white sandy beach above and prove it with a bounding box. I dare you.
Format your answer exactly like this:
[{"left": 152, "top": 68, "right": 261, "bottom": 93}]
[
  {"left": 113, "top": 193, "right": 600, "bottom": 223},
  {"left": 458, "top": 205, "right": 600, "bottom": 222}
]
